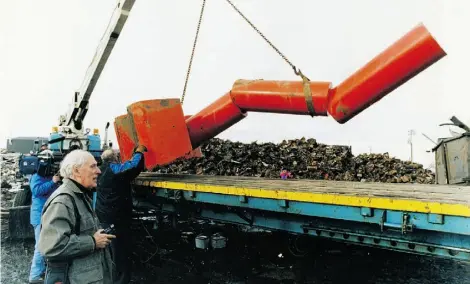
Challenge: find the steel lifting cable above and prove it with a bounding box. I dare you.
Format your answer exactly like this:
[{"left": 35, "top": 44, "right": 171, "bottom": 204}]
[
  {"left": 224, "top": 0, "right": 315, "bottom": 116},
  {"left": 181, "top": 0, "right": 207, "bottom": 105},
  {"left": 181, "top": 0, "right": 314, "bottom": 114},
  {"left": 224, "top": 0, "right": 309, "bottom": 80}
]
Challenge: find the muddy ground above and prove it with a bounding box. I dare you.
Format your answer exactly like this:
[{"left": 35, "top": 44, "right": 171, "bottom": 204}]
[{"left": 2, "top": 218, "right": 470, "bottom": 284}]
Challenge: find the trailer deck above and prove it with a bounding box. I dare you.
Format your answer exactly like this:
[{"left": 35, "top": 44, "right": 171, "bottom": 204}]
[{"left": 133, "top": 173, "right": 470, "bottom": 261}]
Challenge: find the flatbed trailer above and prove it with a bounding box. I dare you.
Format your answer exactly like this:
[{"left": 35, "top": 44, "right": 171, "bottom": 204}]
[{"left": 133, "top": 173, "right": 470, "bottom": 261}]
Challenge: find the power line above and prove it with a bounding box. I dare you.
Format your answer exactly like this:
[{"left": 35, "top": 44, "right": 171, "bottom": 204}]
[{"left": 421, "top": 133, "right": 437, "bottom": 145}]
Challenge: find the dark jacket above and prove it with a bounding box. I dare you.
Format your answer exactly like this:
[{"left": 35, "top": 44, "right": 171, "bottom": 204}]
[
  {"left": 95, "top": 152, "right": 144, "bottom": 223},
  {"left": 38, "top": 178, "right": 113, "bottom": 284},
  {"left": 29, "top": 173, "right": 59, "bottom": 225}
]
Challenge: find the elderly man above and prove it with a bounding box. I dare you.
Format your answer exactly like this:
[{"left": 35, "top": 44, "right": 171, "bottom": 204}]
[
  {"left": 95, "top": 145, "right": 146, "bottom": 284},
  {"left": 38, "top": 150, "right": 116, "bottom": 284}
]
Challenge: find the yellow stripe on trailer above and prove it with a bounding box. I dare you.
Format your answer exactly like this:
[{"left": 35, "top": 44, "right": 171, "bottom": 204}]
[{"left": 134, "top": 180, "right": 470, "bottom": 218}]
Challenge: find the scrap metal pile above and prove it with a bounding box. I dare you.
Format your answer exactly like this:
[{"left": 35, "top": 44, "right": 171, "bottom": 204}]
[
  {"left": 1, "top": 152, "right": 22, "bottom": 204},
  {"left": 152, "top": 138, "right": 435, "bottom": 184},
  {"left": 1, "top": 151, "right": 23, "bottom": 241}
]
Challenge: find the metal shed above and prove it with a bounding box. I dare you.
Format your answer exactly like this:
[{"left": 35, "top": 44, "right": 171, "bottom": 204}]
[{"left": 432, "top": 133, "right": 470, "bottom": 185}]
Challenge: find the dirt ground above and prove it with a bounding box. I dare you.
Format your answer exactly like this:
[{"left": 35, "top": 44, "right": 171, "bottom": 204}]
[{"left": 2, "top": 220, "right": 470, "bottom": 284}]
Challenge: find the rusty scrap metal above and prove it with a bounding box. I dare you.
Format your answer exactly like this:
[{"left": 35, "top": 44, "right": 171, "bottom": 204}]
[{"left": 152, "top": 138, "right": 435, "bottom": 184}]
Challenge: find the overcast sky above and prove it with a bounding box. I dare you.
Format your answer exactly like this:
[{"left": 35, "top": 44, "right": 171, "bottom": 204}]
[{"left": 1, "top": 0, "right": 469, "bottom": 169}]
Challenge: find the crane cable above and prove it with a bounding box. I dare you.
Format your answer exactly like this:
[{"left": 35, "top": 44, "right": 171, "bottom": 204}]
[
  {"left": 181, "top": 0, "right": 207, "bottom": 105},
  {"left": 224, "top": 0, "right": 314, "bottom": 116},
  {"left": 224, "top": 0, "right": 309, "bottom": 81},
  {"left": 182, "top": 0, "right": 313, "bottom": 114}
]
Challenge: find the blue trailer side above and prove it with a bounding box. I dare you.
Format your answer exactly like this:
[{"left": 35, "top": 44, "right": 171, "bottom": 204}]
[{"left": 132, "top": 174, "right": 470, "bottom": 261}]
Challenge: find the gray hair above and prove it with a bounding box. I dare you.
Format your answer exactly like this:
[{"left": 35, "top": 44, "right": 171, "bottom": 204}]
[
  {"left": 101, "top": 149, "right": 117, "bottom": 162},
  {"left": 60, "top": 150, "right": 94, "bottom": 179}
]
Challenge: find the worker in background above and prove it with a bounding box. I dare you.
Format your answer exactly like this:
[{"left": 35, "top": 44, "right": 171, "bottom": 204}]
[
  {"left": 40, "top": 143, "right": 48, "bottom": 152},
  {"left": 28, "top": 152, "right": 60, "bottom": 283},
  {"left": 29, "top": 143, "right": 48, "bottom": 155},
  {"left": 38, "top": 150, "right": 115, "bottom": 283},
  {"left": 95, "top": 145, "right": 147, "bottom": 284}
]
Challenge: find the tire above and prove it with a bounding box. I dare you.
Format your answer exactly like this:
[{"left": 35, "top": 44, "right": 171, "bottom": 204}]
[
  {"left": 286, "top": 234, "right": 312, "bottom": 258},
  {"left": 12, "top": 187, "right": 32, "bottom": 207}
]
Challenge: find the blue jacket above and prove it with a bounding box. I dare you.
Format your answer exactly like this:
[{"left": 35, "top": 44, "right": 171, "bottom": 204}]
[
  {"left": 92, "top": 153, "right": 144, "bottom": 209},
  {"left": 94, "top": 153, "right": 144, "bottom": 221},
  {"left": 30, "top": 173, "right": 60, "bottom": 225},
  {"left": 108, "top": 152, "right": 143, "bottom": 174}
]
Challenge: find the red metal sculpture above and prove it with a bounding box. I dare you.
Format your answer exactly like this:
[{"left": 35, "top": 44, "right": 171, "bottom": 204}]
[{"left": 115, "top": 23, "right": 446, "bottom": 170}]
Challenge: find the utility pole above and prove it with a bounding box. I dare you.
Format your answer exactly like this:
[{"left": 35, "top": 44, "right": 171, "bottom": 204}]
[{"left": 408, "top": 129, "right": 416, "bottom": 162}]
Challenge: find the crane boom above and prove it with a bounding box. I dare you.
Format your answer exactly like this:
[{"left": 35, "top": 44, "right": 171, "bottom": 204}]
[{"left": 60, "top": 0, "right": 136, "bottom": 132}]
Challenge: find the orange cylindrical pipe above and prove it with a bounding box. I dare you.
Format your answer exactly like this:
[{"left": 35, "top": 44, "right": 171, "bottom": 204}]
[
  {"left": 186, "top": 93, "right": 247, "bottom": 148},
  {"left": 231, "top": 79, "right": 331, "bottom": 116},
  {"left": 328, "top": 23, "right": 446, "bottom": 123}
]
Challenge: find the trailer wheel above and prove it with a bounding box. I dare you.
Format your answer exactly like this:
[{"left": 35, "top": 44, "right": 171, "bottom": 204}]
[
  {"left": 287, "top": 234, "right": 311, "bottom": 258},
  {"left": 13, "top": 187, "right": 32, "bottom": 207}
]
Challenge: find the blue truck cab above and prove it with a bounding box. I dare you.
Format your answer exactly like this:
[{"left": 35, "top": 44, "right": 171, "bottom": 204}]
[
  {"left": 48, "top": 129, "right": 103, "bottom": 160},
  {"left": 18, "top": 128, "right": 105, "bottom": 207}
]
